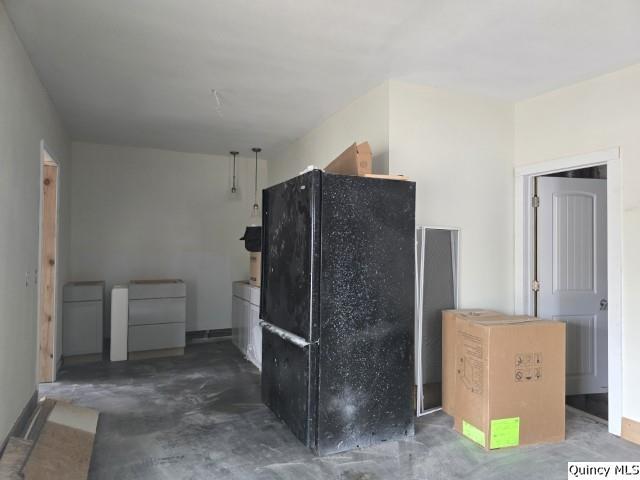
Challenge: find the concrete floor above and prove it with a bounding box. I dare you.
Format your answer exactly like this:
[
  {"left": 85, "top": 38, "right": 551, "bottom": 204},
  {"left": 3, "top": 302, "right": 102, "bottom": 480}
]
[{"left": 41, "top": 341, "right": 640, "bottom": 480}]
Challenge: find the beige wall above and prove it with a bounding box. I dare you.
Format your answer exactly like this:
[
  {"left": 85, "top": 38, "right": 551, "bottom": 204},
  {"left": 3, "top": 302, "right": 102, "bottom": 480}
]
[
  {"left": 514, "top": 63, "right": 640, "bottom": 423},
  {"left": 268, "top": 82, "right": 389, "bottom": 185},
  {"left": 270, "top": 79, "right": 515, "bottom": 313},
  {"left": 389, "top": 80, "right": 515, "bottom": 312},
  {"left": 0, "top": 2, "right": 70, "bottom": 441},
  {"left": 70, "top": 142, "right": 266, "bottom": 332}
]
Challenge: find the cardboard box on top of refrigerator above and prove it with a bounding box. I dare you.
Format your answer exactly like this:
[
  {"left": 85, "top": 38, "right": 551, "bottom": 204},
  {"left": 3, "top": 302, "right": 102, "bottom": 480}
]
[
  {"left": 324, "top": 142, "right": 372, "bottom": 176},
  {"left": 453, "top": 316, "right": 566, "bottom": 450},
  {"left": 441, "top": 309, "right": 505, "bottom": 416}
]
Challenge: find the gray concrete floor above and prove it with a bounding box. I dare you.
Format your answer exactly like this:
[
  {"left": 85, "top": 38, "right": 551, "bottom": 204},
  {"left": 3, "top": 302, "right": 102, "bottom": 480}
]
[{"left": 40, "top": 341, "right": 639, "bottom": 480}]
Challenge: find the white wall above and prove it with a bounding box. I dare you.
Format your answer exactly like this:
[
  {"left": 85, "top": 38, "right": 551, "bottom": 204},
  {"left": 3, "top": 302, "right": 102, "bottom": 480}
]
[
  {"left": 268, "top": 82, "right": 389, "bottom": 185},
  {"left": 0, "top": 2, "right": 70, "bottom": 441},
  {"left": 70, "top": 142, "right": 266, "bottom": 332},
  {"left": 389, "top": 81, "right": 515, "bottom": 312},
  {"left": 270, "top": 80, "right": 515, "bottom": 313},
  {"left": 514, "top": 63, "right": 640, "bottom": 424}
]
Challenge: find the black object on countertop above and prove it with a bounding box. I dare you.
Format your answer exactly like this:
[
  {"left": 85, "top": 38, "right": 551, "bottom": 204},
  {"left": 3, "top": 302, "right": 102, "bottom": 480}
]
[
  {"left": 260, "top": 170, "right": 416, "bottom": 455},
  {"left": 239, "top": 226, "right": 262, "bottom": 252}
]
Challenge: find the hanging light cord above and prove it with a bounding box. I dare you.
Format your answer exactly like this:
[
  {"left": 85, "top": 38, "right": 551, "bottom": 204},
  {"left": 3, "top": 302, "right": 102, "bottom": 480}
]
[
  {"left": 230, "top": 151, "right": 238, "bottom": 193},
  {"left": 252, "top": 148, "right": 261, "bottom": 211}
]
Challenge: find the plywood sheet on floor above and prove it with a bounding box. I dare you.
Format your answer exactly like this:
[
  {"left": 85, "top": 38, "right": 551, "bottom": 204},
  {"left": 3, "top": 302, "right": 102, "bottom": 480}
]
[
  {"left": 22, "top": 402, "right": 98, "bottom": 480},
  {"left": 48, "top": 401, "right": 99, "bottom": 434},
  {"left": 26, "top": 398, "right": 57, "bottom": 441},
  {"left": 23, "top": 423, "right": 94, "bottom": 480}
]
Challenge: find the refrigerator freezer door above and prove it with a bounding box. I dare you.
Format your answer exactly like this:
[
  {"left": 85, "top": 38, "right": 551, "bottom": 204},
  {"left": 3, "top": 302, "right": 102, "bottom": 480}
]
[{"left": 261, "top": 329, "right": 318, "bottom": 446}]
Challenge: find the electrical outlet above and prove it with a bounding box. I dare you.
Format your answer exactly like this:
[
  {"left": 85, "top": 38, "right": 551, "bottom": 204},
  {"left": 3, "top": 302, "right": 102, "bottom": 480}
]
[{"left": 25, "top": 271, "right": 30, "bottom": 287}]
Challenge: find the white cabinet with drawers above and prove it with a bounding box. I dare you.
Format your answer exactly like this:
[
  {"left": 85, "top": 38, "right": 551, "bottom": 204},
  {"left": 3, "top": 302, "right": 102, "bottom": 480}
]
[
  {"left": 231, "top": 281, "right": 261, "bottom": 370},
  {"left": 62, "top": 281, "right": 105, "bottom": 358},
  {"left": 128, "top": 279, "right": 186, "bottom": 357}
]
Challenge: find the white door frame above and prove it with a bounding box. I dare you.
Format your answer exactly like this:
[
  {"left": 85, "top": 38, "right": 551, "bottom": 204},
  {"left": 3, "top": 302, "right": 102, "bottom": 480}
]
[{"left": 514, "top": 147, "right": 622, "bottom": 435}]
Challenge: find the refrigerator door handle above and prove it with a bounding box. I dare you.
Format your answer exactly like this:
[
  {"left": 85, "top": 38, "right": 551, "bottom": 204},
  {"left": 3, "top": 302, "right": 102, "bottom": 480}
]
[{"left": 259, "top": 320, "right": 311, "bottom": 349}]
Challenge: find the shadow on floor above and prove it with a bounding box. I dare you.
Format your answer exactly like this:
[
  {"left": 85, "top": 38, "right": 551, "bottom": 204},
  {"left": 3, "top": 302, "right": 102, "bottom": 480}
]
[{"left": 566, "top": 394, "right": 608, "bottom": 421}]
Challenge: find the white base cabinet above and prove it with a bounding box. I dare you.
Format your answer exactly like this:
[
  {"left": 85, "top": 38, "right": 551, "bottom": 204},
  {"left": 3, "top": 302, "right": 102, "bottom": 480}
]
[
  {"left": 62, "top": 281, "right": 105, "bottom": 357},
  {"left": 231, "top": 281, "right": 261, "bottom": 370},
  {"left": 128, "top": 279, "right": 186, "bottom": 354}
]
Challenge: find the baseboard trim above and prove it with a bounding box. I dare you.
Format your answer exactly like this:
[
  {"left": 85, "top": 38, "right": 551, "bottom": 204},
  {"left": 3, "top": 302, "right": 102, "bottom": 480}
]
[
  {"left": 0, "top": 390, "right": 38, "bottom": 456},
  {"left": 187, "top": 328, "right": 231, "bottom": 339},
  {"left": 622, "top": 417, "right": 640, "bottom": 445},
  {"left": 128, "top": 347, "right": 184, "bottom": 360},
  {"left": 187, "top": 329, "right": 232, "bottom": 345},
  {"left": 62, "top": 353, "right": 103, "bottom": 366}
]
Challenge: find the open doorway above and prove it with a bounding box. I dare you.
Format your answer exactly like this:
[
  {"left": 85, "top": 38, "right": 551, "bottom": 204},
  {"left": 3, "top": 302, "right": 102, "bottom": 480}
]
[
  {"left": 515, "top": 147, "right": 622, "bottom": 434},
  {"left": 534, "top": 166, "right": 608, "bottom": 421},
  {"left": 38, "top": 144, "right": 59, "bottom": 383}
]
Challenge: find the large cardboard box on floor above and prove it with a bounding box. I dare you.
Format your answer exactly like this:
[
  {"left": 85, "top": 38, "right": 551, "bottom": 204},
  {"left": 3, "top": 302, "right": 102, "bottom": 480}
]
[
  {"left": 454, "top": 317, "right": 566, "bottom": 449},
  {"left": 441, "top": 309, "right": 505, "bottom": 416}
]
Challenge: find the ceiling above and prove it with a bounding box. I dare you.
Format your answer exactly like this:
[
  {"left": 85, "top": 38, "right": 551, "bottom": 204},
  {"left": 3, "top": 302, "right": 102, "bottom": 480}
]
[{"left": 6, "top": 0, "right": 640, "bottom": 158}]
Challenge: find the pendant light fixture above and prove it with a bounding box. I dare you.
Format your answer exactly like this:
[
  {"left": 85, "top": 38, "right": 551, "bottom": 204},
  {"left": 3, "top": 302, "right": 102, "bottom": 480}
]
[
  {"left": 251, "top": 147, "right": 261, "bottom": 217},
  {"left": 230, "top": 151, "right": 239, "bottom": 194}
]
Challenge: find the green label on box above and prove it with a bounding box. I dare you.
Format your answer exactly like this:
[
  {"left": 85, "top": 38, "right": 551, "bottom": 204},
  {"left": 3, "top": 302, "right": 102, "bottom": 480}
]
[
  {"left": 490, "top": 417, "right": 520, "bottom": 449},
  {"left": 462, "top": 420, "right": 486, "bottom": 447}
]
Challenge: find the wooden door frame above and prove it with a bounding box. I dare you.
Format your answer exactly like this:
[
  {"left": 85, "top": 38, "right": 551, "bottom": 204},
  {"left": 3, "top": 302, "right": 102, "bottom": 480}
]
[
  {"left": 514, "top": 147, "right": 622, "bottom": 435},
  {"left": 37, "top": 141, "right": 60, "bottom": 383}
]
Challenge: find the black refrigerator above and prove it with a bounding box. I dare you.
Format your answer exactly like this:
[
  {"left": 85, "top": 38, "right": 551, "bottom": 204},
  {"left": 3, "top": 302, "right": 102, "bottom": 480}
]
[{"left": 259, "top": 170, "right": 415, "bottom": 455}]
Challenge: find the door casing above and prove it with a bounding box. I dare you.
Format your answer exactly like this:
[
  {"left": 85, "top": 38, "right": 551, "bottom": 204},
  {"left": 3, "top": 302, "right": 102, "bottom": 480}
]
[
  {"left": 514, "top": 147, "right": 622, "bottom": 435},
  {"left": 37, "top": 141, "right": 60, "bottom": 383}
]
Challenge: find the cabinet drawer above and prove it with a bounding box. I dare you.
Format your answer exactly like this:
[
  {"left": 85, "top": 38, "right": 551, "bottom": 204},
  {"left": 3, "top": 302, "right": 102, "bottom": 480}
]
[
  {"left": 129, "top": 298, "right": 186, "bottom": 326},
  {"left": 128, "top": 280, "right": 186, "bottom": 299},
  {"left": 232, "top": 281, "right": 250, "bottom": 302},
  {"left": 128, "top": 323, "right": 185, "bottom": 352},
  {"left": 63, "top": 281, "right": 104, "bottom": 302},
  {"left": 232, "top": 281, "right": 260, "bottom": 306}
]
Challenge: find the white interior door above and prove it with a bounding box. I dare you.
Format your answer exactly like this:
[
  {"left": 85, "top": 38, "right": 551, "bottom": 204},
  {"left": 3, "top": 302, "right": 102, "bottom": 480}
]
[{"left": 537, "top": 176, "right": 607, "bottom": 396}]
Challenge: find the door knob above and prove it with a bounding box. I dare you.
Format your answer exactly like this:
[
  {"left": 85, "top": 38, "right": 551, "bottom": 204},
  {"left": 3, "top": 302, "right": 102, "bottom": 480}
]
[{"left": 600, "top": 299, "right": 608, "bottom": 311}]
